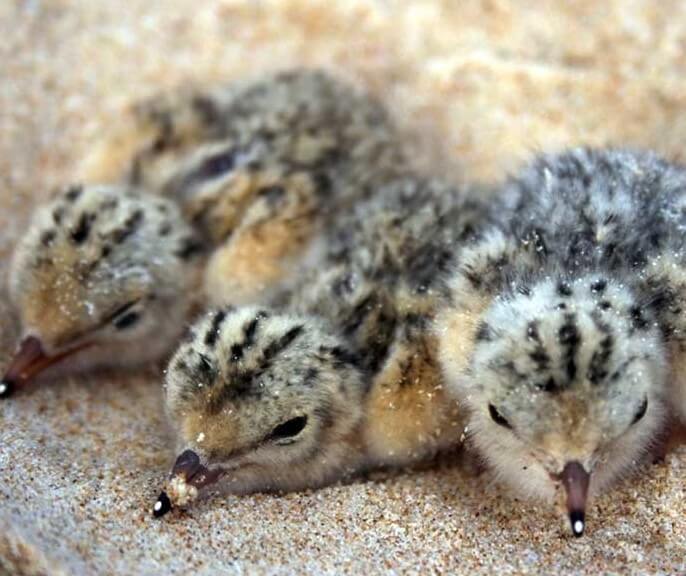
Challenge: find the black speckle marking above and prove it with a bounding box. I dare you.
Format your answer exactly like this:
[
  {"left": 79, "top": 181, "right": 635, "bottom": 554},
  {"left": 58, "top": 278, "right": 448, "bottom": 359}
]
[
  {"left": 529, "top": 348, "right": 550, "bottom": 372},
  {"left": 246, "top": 159, "right": 262, "bottom": 172},
  {"left": 598, "top": 300, "right": 612, "bottom": 311},
  {"left": 312, "top": 172, "right": 332, "bottom": 197},
  {"left": 158, "top": 222, "right": 172, "bottom": 236},
  {"left": 52, "top": 206, "right": 65, "bottom": 225},
  {"left": 257, "top": 185, "right": 286, "bottom": 206},
  {"left": 603, "top": 242, "right": 617, "bottom": 261},
  {"left": 323, "top": 346, "right": 360, "bottom": 369},
  {"left": 192, "top": 95, "right": 222, "bottom": 127},
  {"left": 629, "top": 306, "right": 649, "bottom": 331},
  {"left": 263, "top": 325, "right": 304, "bottom": 362},
  {"left": 527, "top": 323, "right": 550, "bottom": 371},
  {"left": 609, "top": 356, "right": 637, "bottom": 383},
  {"left": 197, "top": 353, "right": 215, "bottom": 377},
  {"left": 332, "top": 273, "right": 355, "bottom": 297},
  {"left": 100, "top": 197, "right": 119, "bottom": 211},
  {"left": 70, "top": 212, "right": 96, "bottom": 245},
  {"left": 204, "top": 310, "right": 227, "bottom": 347},
  {"left": 518, "top": 285, "right": 532, "bottom": 297},
  {"left": 558, "top": 313, "right": 580, "bottom": 382},
  {"left": 342, "top": 295, "right": 376, "bottom": 336},
  {"left": 475, "top": 322, "right": 493, "bottom": 342},
  {"left": 556, "top": 302, "right": 567, "bottom": 310},
  {"left": 536, "top": 377, "right": 557, "bottom": 393},
  {"left": 64, "top": 185, "right": 83, "bottom": 203},
  {"left": 557, "top": 281, "right": 573, "bottom": 297},
  {"left": 230, "top": 313, "right": 268, "bottom": 362},
  {"left": 591, "top": 279, "right": 607, "bottom": 294},
  {"left": 303, "top": 367, "right": 319, "bottom": 386},
  {"left": 587, "top": 333, "right": 613, "bottom": 385},
  {"left": 526, "top": 321, "right": 540, "bottom": 341},
  {"left": 111, "top": 209, "right": 144, "bottom": 244},
  {"left": 40, "top": 230, "right": 56, "bottom": 246},
  {"left": 175, "top": 236, "right": 204, "bottom": 260},
  {"left": 462, "top": 267, "right": 482, "bottom": 289}
]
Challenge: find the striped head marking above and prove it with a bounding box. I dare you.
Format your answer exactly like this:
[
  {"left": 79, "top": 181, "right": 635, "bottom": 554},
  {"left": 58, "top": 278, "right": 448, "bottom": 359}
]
[
  {"left": 445, "top": 274, "right": 668, "bottom": 531},
  {"left": 5, "top": 184, "right": 202, "bottom": 388},
  {"left": 164, "top": 307, "right": 365, "bottom": 480}
]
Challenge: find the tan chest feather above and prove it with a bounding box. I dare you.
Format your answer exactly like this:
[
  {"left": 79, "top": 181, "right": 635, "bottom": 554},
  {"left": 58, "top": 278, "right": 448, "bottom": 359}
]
[{"left": 363, "top": 336, "right": 464, "bottom": 466}]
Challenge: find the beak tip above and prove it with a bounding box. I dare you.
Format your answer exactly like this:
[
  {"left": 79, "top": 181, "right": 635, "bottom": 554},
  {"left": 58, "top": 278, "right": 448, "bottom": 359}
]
[
  {"left": 570, "top": 510, "right": 585, "bottom": 537},
  {"left": 152, "top": 491, "right": 172, "bottom": 518},
  {"left": 0, "top": 380, "right": 14, "bottom": 399}
]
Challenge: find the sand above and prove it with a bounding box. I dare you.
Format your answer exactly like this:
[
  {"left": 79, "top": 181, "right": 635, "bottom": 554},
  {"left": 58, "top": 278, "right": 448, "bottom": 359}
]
[{"left": 1, "top": 1, "right": 686, "bottom": 574}]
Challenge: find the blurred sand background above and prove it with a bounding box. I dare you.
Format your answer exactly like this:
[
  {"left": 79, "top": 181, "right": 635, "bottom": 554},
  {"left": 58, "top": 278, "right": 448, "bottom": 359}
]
[{"left": 1, "top": 0, "right": 686, "bottom": 574}]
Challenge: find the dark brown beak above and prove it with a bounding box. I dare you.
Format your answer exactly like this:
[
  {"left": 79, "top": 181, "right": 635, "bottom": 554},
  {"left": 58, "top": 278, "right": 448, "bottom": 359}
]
[
  {"left": 1, "top": 337, "right": 50, "bottom": 398},
  {"left": 559, "top": 461, "right": 590, "bottom": 537},
  {"left": 1, "top": 336, "right": 89, "bottom": 399},
  {"left": 152, "top": 449, "right": 225, "bottom": 518}
]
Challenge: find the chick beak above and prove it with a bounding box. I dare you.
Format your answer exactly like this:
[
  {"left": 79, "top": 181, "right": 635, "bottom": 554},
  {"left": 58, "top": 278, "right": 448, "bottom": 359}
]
[
  {"left": 171, "top": 448, "right": 203, "bottom": 478},
  {"left": 560, "top": 461, "right": 591, "bottom": 537},
  {"left": 153, "top": 449, "right": 225, "bottom": 518},
  {"left": 1, "top": 337, "right": 50, "bottom": 398},
  {"left": 0, "top": 336, "right": 89, "bottom": 398}
]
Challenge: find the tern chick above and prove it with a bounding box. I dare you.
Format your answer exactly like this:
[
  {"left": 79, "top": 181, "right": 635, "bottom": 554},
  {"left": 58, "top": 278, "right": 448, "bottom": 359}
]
[
  {"left": 437, "top": 148, "right": 686, "bottom": 535},
  {"left": 153, "top": 176, "right": 494, "bottom": 516}
]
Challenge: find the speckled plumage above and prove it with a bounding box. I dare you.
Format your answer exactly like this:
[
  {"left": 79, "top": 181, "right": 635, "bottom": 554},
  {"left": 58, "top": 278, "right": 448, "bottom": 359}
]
[
  {"left": 3, "top": 70, "right": 407, "bottom": 394},
  {"left": 80, "top": 70, "right": 408, "bottom": 305},
  {"left": 160, "top": 175, "right": 495, "bottom": 510},
  {"left": 7, "top": 184, "right": 201, "bottom": 383},
  {"left": 437, "top": 147, "right": 686, "bottom": 535}
]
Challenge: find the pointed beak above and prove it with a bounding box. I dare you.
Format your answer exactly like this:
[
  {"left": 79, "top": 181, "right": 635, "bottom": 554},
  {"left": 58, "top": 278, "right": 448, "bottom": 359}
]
[
  {"left": 152, "top": 449, "right": 225, "bottom": 518},
  {"left": 1, "top": 336, "right": 90, "bottom": 398},
  {"left": 1, "top": 337, "right": 50, "bottom": 398},
  {"left": 559, "top": 460, "right": 591, "bottom": 537}
]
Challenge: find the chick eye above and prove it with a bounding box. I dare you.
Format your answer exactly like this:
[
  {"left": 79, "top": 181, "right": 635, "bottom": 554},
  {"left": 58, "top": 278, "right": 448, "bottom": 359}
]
[
  {"left": 113, "top": 311, "right": 141, "bottom": 330},
  {"left": 632, "top": 397, "right": 648, "bottom": 425},
  {"left": 107, "top": 301, "right": 142, "bottom": 330},
  {"left": 269, "top": 415, "right": 308, "bottom": 442},
  {"left": 488, "top": 404, "right": 512, "bottom": 429}
]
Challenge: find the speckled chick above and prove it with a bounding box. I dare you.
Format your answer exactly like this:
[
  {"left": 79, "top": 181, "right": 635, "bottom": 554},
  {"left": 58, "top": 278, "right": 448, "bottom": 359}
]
[
  {"left": 154, "top": 176, "right": 494, "bottom": 516},
  {"left": 3, "top": 70, "right": 407, "bottom": 396},
  {"left": 79, "top": 69, "right": 407, "bottom": 305},
  {"left": 1, "top": 184, "right": 201, "bottom": 398},
  {"left": 436, "top": 148, "right": 686, "bottom": 536}
]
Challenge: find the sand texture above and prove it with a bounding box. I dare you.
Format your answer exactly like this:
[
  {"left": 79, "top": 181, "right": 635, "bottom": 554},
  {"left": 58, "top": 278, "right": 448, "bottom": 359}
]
[{"left": 1, "top": 1, "right": 686, "bottom": 574}]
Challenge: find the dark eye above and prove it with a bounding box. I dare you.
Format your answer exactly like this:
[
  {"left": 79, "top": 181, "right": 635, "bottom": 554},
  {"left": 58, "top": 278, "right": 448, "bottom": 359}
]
[
  {"left": 632, "top": 397, "right": 648, "bottom": 425},
  {"left": 113, "top": 311, "right": 140, "bottom": 330},
  {"left": 269, "top": 416, "right": 308, "bottom": 442},
  {"left": 107, "top": 300, "right": 142, "bottom": 330},
  {"left": 488, "top": 404, "right": 512, "bottom": 429}
]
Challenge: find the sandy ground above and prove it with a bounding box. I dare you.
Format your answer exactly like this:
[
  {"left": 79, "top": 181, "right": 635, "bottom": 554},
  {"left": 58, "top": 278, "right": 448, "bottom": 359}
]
[{"left": 1, "top": 1, "right": 686, "bottom": 574}]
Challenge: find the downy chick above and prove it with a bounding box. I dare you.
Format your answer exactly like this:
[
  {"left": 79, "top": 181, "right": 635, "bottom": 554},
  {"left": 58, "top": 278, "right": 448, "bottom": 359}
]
[
  {"left": 79, "top": 69, "right": 407, "bottom": 305},
  {"left": 152, "top": 176, "right": 495, "bottom": 517},
  {"left": 437, "top": 148, "right": 686, "bottom": 536},
  {"left": 2, "top": 184, "right": 200, "bottom": 397},
  {"left": 2, "top": 70, "right": 406, "bottom": 397}
]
